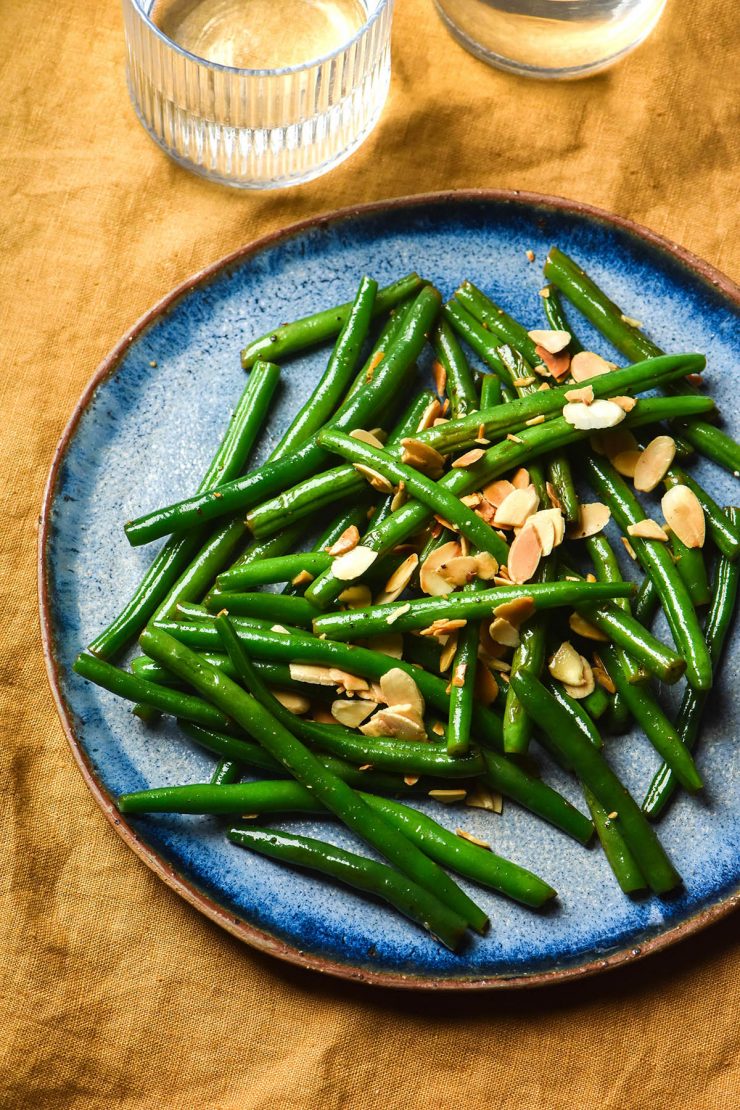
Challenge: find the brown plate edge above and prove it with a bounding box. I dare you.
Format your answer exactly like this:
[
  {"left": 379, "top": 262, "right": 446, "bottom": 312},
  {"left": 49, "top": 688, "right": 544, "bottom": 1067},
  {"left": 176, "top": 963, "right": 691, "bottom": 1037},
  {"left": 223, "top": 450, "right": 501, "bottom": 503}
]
[{"left": 38, "top": 187, "right": 740, "bottom": 992}]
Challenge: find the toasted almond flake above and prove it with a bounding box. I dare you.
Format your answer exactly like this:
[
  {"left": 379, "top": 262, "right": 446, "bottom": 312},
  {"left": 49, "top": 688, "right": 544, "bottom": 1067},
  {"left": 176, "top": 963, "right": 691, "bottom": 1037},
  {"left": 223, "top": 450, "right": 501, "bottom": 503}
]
[
  {"left": 439, "top": 634, "right": 460, "bottom": 675},
  {"left": 416, "top": 397, "right": 443, "bottom": 432},
  {"left": 528, "top": 328, "right": 571, "bottom": 354},
  {"left": 511, "top": 468, "right": 531, "bottom": 489},
  {"left": 428, "top": 722, "right": 443, "bottom": 739},
  {"left": 609, "top": 395, "right": 637, "bottom": 413},
  {"left": 490, "top": 658, "right": 512, "bottom": 674},
  {"left": 525, "top": 414, "right": 546, "bottom": 427},
  {"left": 291, "top": 569, "right": 315, "bottom": 587},
  {"left": 621, "top": 536, "right": 637, "bottom": 560},
  {"left": 482, "top": 479, "right": 515, "bottom": 508},
  {"left": 432, "top": 359, "right": 447, "bottom": 396},
  {"left": 594, "top": 667, "right": 616, "bottom": 694},
  {"left": 332, "top": 545, "right": 378, "bottom": 581},
  {"left": 507, "top": 433, "right": 523, "bottom": 444},
  {"left": 357, "top": 764, "right": 373, "bottom": 772},
  {"left": 539, "top": 286, "right": 550, "bottom": 299},
  {"left": 507, "top": 524, "right": 542, "bottom": 584},
  {"left": 428, "top": 789, "right": 467, "bottom": 804},
  {"left": 569, "top": 611, "right": 609, "bottom": 642},
  {"left": 338, "top": 584, "right": 373, "bottom": 609},
  {"left": 403, "top": 775, "right": 420, "bottom": 787},
  {"left": 433, "top": 514, "right": 458, "bottom": 532},
  {"left": 439, "top": 554, "right": 478, "bottom": 587},
  {"left": 564, "top": 385, "right": 595, "bottom": 405},
  {"left": 451, "top": 663, "right": 467, "bottom": 688},
  {"left": 494, "top": 486, "right": 540, "bottom": 528},
  {"left": 385, "top": 602, "right": 411, "bottom": 626},
  {"left": 612, "top": 449, "right": 642, "bottom": 478},
  {"left": 461, "top": 492, "right": 482, "bottom": 509},
  {"left": 380, "top": 668, "right": 425, "bottom": 717},
  {"left": 489, "top": 617, "right": 520, "bottom": 647},
  {"left": 389, "top": 483, "right": 407, "bottom": 513},
  {"left": 326, "top": 525, "right": 360, "bottom": 557},
  {"left": 353, "top": 463, "right": 394, "bottom": 493},
  {"left": 313, "top": 707, "right": 337, "bottom": 725},
  {"left": 419, "top": 540, "right": 462, "bottom": 597},
  {"left": 466, "top": 783, "right": 503, "bottom": 813},
  {"left": 271, "top": 624, "right": 290, "bottom": 635},
  {"left": 570, "top": 350, "right": 614, "bottom": 382},
  {"left": 374, "top": 552, "right": 418, "bottom": 605},
  {"left": 661, "top": 485, "right": 705, "bottom": 548},
  {"left": 529, "top": 507, "right": 565, "bottom": 553},
  {"left": 400, "top": 437, "right": 445, "bottom": 478},
  {"left": 369, "top": 633, "right": 404, "bottom": 659},
  {"left": 331, "top": 699, "right": 377, "bottom": 728},
  {"left": 332, "top": 669, "right": 370, "bottom": 693},
  {"left": 620, "top": 313, "right": 643, "bottom": 328},
  {"left": 366, "top": 351, "right": 385, "bottom": 380},
  {"left": 592, "top": 427, "right": 640, "bottom": 460},
  {"left": 526, "top": 249, "right": 535, "bottom": 263},
  {"left": 564, "top": 658, "right": 595, "bottom": 699},
  {"left": 546, "top": 481, "right": 563, "bottom": 510},
  {"left": 350, "top": 428, "right": 386, "bottom": 450},
  {"left": 456, "top": 829, "right": 491, "bottom": 849},
  {"left": 289, "top": 663, "right": 338, "bottom": 687},
  {"left": 513, "top": 375, "right": 536, "bottom": 388},
  {"left": 433, "top": 417, "right": 449, "bottom": 427},
  {"left": 563, "top": 398, "right": 625, "bottom": 431},
  {"left": 492, "top": 596, "right": 536, "bottom": 626},
  {"left": 273, "top": 690, "right": 311, "bottom": 715},
  {"left": 568, "top": 502, "right": 611, "bottom": 540},
  {"left": 628, "top": 519, "right": 669, "bottom": 542},
  {"left": 475, "top": 551, "right": 499, "bottom": 580},
  {"left": 459, "top": 535, "right": 470, "bottom": 557},
  {"left": 538, "top": 382, "right": 552, "bottom": 391},
  {"left": 361, "top": 706, "right": 427, "bottom": 742},
  {"left": 474, "top": 664, "right": 499, "bottom": 706},
  {"left": 633, "top": 435, "right": 676, "bottom": 492},
  {"left": 548, "top": 641, "right": 586, "bottom": 685},
  {"left": 536, "top": 345, "right": 571, "bottom": 379},
  {"left": 452, "top": 448, "right": 486, "bottom": 468}
]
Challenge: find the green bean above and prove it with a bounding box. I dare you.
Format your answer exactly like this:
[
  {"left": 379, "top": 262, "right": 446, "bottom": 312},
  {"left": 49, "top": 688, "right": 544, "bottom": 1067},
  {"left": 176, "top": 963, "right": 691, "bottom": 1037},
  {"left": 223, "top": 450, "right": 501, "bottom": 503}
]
[
  {"left": 584, "top": 788, "right": 647, "bottom": 896},
  {"left": 581, "top": 684, "right": 610, "bottom": 721},
  {"left": 270, "top": 276, "right": 378, "bottom": 461},
  {"left": 600, "top": 645, "right": 703, "bottom": 793},
  {"left": 643, "top": 509, "right": 740, "bottom": 819},
  {"left": 239, "top": 274, "right": 423, "bottom": 369},
  {"left": 227, "top": 825, "right": 468, "bottom": 951},
  {"left": 73, "top": 651, "right": 237, "bottom": 734},
  {"left": 205, "top": 592, "right": 319, "bottom": 628},
  {"left": 132, "top": 655, "right": 316, "bottom": 696},
  {"left": 125, "top": 287, "right": 442, "bottom": 547},
  {"left": 432, "top": 319, "right": 479, "bottom": 417},
  {"left": 663, "top": 467, "right": 740, "bottom": 560},
  {"left": 212, "top": 524, "right": 305, "bottom": 585},
  {"left": 305, "top": 394, "right": 711, "bottom": 610},
  {"left": 584, "top": 454, "right": 712, "bottom": 690},
  {"left": 479, "top": 373, "right": 502, "bottom": 408},
  {"left": 88, "top": 360, "right": 281, "bottom": 658},
  {"left": 446, "top": 581, "right": 483, "bottom": 757},
  {"left": 208, "top": 617, "right": 488, "bottom": 935},
  {"left": 543, "top": 679, "right": 603, "bottom": 753},
  {"left": 361, "top": 795, "right": 557, "bottom": 908},
  {"left": 218, "top": 555, "right": 331, "bottom": 591},
  {"left": 669, "top": 530, "right": 711, "bottom": 607},
  {"left": 543, "top": 246, "right": 740, "bottom": 475},
  {"left": 312, "top": 580, "right": 635, "bottom": 641},
  {"left": 150, "top": 519, "right": 247, "bottom": 621},
  {"left": 509, "top": 671, "right": 680, "bottom": 894},
  {"left": 369, "top": 390, "right": 439, "bottom": 529},
  {"left": 316, "top": 427, "right": 510, "bottom": 563},
  {"left": 503, "top": 559, "right": 556, "bottom": 755},
  {"left": 121, "top": 780, "right": 322, "bottom": 815},
  {"left": 481, "top": 751, "right": 594, "bottom": 845},
  {"left": 541, "top": 286, "right": 583, "bottom": 352},
  {"left": 209, "top": 759, "right": 242, "bottom": 786}
]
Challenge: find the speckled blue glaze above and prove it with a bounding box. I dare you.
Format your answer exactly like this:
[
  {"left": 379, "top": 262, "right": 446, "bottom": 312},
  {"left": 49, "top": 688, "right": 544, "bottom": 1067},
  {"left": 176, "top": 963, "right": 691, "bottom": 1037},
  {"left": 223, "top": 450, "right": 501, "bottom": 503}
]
[{"left": 43, "top": 195, "right": 740, "bottom": 985}]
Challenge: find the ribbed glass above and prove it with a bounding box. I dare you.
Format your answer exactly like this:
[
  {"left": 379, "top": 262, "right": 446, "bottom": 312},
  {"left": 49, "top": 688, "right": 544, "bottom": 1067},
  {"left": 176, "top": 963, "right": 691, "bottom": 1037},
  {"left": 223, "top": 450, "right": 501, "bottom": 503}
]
[{"left": 122, "top": 0, "right": 393, "bottom": 188}]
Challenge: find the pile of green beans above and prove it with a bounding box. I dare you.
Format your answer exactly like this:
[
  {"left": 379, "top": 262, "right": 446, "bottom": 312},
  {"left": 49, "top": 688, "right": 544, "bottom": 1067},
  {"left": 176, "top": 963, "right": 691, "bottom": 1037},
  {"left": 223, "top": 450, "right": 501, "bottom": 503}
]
[{"left": 72, "top": 261, "right": 739, "bottom": 949}]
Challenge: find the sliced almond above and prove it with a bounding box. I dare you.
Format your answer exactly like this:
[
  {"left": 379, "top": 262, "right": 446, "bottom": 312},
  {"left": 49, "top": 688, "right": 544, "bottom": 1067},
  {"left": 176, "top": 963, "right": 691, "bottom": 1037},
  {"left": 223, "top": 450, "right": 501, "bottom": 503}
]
[
  {"left": 432, "top": 359, "right": 447, "bottom": 396},
  {"left": 546, "top": 481, "right": 563, "bottom": 510},
  {"left": 526, "top": 415, "right": 546, "bottom": 427},
  {"left": 593, "top": 662, "right": 616, "bottom": 695},
  {"left": 353, "top": 463, "right": 394, "bottom": 494},
  {"left": 474, "top": 664, "right": 499, "bottom": 706},
  {"left": 273, "top": 690, "right": 311, "bottom": 715},
  {"left": 380, "top": 668, "right": 424, "bottom": 717},
  {"left": 661, "top": 485, "right": 705, "bottom": 548},
  {"left": 338, "top": 584, "right": 372, "bottom": 609},
  {"left": 528, "top": 512, "right": 555, "bottom": 556},
  {"left": 609, "top": 395, "right": 637, "bottom": 413},
  {"left": 492, "top": 596, "right": 536, "bottom": 626},
  {"left": 481, "top": 478, "right": 515, "bottom": 508},
  {"left": 461, "top": 492, "right": 482, "bottom": 508},
  {"left": 620, "top": 313, "right": 643, "bottom": 328},
  {"left": 390, "top": 484, "right": 407, "bottom": 513},
  {"left": 455, "top": 829, "right": 491, "bottom": 849},
  {"left": 369, "top": 633, "right": 404, "bottom": 659},
  {"left": 289, "top": 663, "right": 338, "bottom": 687},
  {"left": 563, "top": 398, "right": 626, "bottom": 431},
  {"left": 570, "top": 351, "right": 615, "bottom": 382},
  {"left": 331, "top": 699, "right": 377, "bottom": 728},
  {"left": 271, "top": 624, "right": 290, "bottom": 635},
  {"left": 494, "top": 486, "right": 540, "bottom": 528},
  {"left": 513, "top": 376, "right": 536, "bottom": 388},
  {"left": 634, "top": 435, "right": 676, "bottom": 492},
  {"left": 419, "top": 540, "right": 462, "bottom": 597},
  {"left": 428, "top": 789, "right": 467, "bottom": 804},
  {"left": 489, "top": 617, "right": 520, "bottom": 647},
  {"left": 400, "top": 437, "right": 445, "bottom": 478},
  {"left": 452, "top": 448, "right": 486, "bottom": 469},
  {"left": 465, "top": 783, "right": 503, "bottom": 813},
  {"left": 420, "top": 617, "right": 467, "bottom": 638},
  {"left": 568, "top": 502, "right": 611, "bottom": 540},
  {"left": 591, "top": 427, "right": 639, "bottom": 460},
  {"left": 312, "top": 707, "right": 337, "bottom": 725},
  {"left": 375, "top": 552, "right": 419, "bottom": 604},
  {"left": 439, "top": 631, "right": 460, "bottom": 673},
  {"left": 331, "top": 669, "right": 370, "bottom": 694},
  {"left": 332, "top": 545, "right": 378, "bottom": 581},
  {"left": 350, "top": 428, "right": 386, "bottom": 450},
  {"left": 325, "top": 525, "right": 360, "bottom": 557},
  {"left": 612, "top": 449, "right": 642, "bottom": 478},
  {"left": 385, "top": 602, "right": 411, "bottom": 626},
  {"left": 416, "top": 397, "right": 443, "bottom": 432},
  {"left": 564, "top": 385, "right": 594, "bottom": 405},
  {"left": 511, "top": 468, "right": 531, "bottom": 489},
  {"left": 404, "top": 775, "right": 420, "bottom": 787},
  {"left": 291, "top": 569, "right": 315, "bottom": 587},
  {"left": 360, "top": 706, "right": 427, "bottom": 742},
  {"left": 628, "top": 519, "right": 669, "bottom": 542},
  {"left": 569, "top": 611, "right": 609, "bottom": 642},
  {"left": 475, "top": 551, "right": 499, "bottom": 580},
  {"left": 621, "top": 536, "right": 637, "bottom": 560},
  {"left": 507, "top": 524, "right": 542, "bottom": 584},
  {"left": 548, "top": 641, "right": 586, "bottom": 685},
  {"left": 535, "top": 346, "right": 571, "bottom": 379},
  {"left": 440, "top": 555, "right": 479, "bottom": 587},
  {"left": 563, "top": 658, "right": 595, "bottom": 699},
  {"left": 528, "top": 328, "right": 571, "bottom": 354},
  {"left": 451, "top": 663, "right": 467, "bottom": 688}
]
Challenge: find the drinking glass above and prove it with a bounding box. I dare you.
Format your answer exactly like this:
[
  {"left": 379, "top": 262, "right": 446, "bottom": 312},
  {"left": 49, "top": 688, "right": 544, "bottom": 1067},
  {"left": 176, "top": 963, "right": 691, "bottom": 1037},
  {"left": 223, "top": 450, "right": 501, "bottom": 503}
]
[
  {"left": 122, "top": 0, "right": 394, "bottom": 188},
  {"left": 434, "top": 0, "right": 667, "bottom": 78}
]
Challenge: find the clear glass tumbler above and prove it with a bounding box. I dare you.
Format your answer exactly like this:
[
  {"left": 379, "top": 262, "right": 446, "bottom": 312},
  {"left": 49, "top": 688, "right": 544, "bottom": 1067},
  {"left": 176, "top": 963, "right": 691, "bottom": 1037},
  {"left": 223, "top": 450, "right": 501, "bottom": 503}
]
[
  {"left": 434, "top": 0, "right": 667, "bottom": 78},
  {"left": 122, "top": 0, "right": 394, "bottom": 188}
]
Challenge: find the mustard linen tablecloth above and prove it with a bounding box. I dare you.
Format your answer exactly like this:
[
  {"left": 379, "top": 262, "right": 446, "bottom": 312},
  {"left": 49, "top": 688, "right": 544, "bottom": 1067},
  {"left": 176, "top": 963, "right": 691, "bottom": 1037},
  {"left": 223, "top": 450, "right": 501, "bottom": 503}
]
[{"left": 1, "top": 0, "right": 738, "bottom": 1105}]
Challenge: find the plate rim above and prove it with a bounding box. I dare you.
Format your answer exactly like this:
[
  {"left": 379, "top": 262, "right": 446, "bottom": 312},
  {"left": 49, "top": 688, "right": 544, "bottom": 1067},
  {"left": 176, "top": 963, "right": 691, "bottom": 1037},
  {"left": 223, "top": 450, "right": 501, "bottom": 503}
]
[{"left": 38, "top": 187, "right": 740, "bottom": 991}]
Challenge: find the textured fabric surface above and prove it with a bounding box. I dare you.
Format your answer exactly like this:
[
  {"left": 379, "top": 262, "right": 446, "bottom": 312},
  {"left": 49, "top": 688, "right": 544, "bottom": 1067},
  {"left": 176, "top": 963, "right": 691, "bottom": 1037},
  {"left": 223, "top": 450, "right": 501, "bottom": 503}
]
[{"left": 1, "top": 0, "right": 738, "bottom": 1106}]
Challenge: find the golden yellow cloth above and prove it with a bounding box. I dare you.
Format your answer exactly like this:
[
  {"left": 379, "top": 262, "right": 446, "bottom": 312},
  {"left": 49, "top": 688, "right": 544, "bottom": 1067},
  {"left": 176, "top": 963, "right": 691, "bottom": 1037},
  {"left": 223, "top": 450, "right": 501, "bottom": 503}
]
[{"left": 1, "top": 0, "right": 738, "bottom": 1105}]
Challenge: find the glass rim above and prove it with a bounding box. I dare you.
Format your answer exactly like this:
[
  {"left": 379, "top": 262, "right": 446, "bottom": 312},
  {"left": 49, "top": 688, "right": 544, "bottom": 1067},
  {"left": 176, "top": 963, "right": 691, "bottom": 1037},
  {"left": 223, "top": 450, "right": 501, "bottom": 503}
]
[{"left": 129, "top": 0, "right": 392, "bottom": 78}]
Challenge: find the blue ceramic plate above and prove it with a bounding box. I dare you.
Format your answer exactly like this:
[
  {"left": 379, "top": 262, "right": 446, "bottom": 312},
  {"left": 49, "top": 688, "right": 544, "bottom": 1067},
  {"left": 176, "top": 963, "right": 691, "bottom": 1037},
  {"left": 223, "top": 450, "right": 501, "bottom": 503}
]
[{"left": 40, "top": 192, "right": 740, "bottom": 989}]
